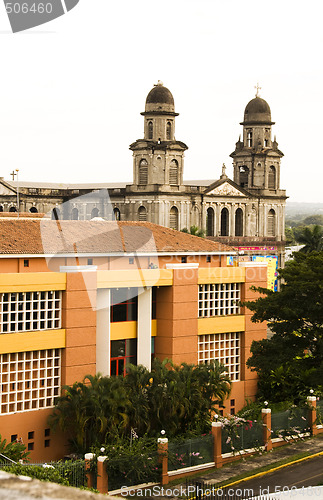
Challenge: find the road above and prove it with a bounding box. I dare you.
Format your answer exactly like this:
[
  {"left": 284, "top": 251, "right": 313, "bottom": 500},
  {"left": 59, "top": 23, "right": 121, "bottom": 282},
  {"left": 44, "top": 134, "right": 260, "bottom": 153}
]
[{"left": 221, "top": 455, "right": 323, "bottom": 498}]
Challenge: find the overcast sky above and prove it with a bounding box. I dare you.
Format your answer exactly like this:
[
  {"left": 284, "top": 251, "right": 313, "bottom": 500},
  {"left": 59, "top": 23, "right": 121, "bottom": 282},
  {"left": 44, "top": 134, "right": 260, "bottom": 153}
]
[{"left": 0, "top": 0, "right": 322, "bottom": 203}]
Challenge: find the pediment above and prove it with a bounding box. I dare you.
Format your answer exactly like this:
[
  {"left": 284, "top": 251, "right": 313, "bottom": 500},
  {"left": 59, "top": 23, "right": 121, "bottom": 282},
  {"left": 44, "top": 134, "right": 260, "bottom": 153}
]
[
  {"left": 206, "top": 181, "right": 245, "bottom": 197},
  {"left": 0, "top": 181, "right": 16, "bottom": 195}
]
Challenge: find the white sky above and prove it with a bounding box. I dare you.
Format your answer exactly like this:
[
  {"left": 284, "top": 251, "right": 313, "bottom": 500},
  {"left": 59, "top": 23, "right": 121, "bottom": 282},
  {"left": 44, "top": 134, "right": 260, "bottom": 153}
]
[{"left": 0, "top": 0, "right": 322, "bottom": 202}]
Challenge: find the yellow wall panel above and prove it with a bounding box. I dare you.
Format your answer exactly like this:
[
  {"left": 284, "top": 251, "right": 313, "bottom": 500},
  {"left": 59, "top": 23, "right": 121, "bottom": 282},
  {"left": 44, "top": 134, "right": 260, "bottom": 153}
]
[
  {"left": 152, "top": 319, "right": 157, "bottom": 337},
  {"left": 0, "top": 329, "right": 66, "bottom": 354},
  {"left": 98, "top": 269, "right": 173, "bottom": 289},
  {"left": 110, "top": 321, "right": 137, "bottom": 340},
  {"left": 0, "top": 273, "right": 66, "bottom": 293},
  {"left": 198, "top": 315, "right": 245, "bottom": 335},
  {"left": 198, "top": 267, "right": 245, "bottom": 284}
]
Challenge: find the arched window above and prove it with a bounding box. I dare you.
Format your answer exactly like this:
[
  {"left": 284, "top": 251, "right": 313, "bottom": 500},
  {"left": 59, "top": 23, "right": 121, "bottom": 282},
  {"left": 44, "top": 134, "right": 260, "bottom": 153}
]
[
  {"left": 148, "top": 121, "right": 153, "bottom": 140},
  {"left": 139, "top": 159, "right": 148, "bottom": 185},
  {"left": 166, "top": 121, "right": 172, "bottom": 140},
  {"left": 239, "top": 166, "right": 249, "bottom": 188},
  {"left": 29, "top": 207, "right": 38, "bottom": 213},
  {"left": 169, "top": 206, "right": 179, "bottom": 230},
  {"left": 71, "top": 207, "right": 78, "bottom": 220},
  {"left": 169, "top": 159, "right": 178, "bottom": 185},
  {"left": 113, "top": 208, "right": 121, "bottom": 221},
  {"left": 138, "top": 206, "right": 147, "bottom": 222},
  {"left": 268, "top": 165, "right": 276, "bottom": 190},
  {"left": 206, "top": 207, "right": 214, "bottom": 236},
  {"left": 91, "top": 207, "right": 99, "bottom": 219},
  {"left": 247, "top": 130, "right": 253, "bottom": 147},
  {"left": 235, "top": 208, "right": 243, "bottom": 236},
  {"left": 220, "top": 207, "right": 229, "bottom": 236},
  {"left": 268, "top": 209, "right": 276, "bottom": 236},
  {"left": 9, "top": 206, "right": 17, "bottom": 213},
  {"left": 51, "top": 208, "right": 60, "bottom": 220}
]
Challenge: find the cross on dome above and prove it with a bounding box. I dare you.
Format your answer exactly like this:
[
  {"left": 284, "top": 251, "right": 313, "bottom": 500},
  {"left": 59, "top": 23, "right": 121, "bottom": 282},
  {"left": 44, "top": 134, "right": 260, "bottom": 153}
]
[{"left": 254, "top": 82, "right": 261, "bottom": 97}]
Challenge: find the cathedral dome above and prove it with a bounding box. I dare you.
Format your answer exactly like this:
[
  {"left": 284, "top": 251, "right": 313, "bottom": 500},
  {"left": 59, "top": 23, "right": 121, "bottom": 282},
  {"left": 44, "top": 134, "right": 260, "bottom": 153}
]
[
  {"left": 144, "top": 81, "right": 177, "bottom": 115},
  {"left": 242, "top": 96, "right": 273, "bottom": 124}
]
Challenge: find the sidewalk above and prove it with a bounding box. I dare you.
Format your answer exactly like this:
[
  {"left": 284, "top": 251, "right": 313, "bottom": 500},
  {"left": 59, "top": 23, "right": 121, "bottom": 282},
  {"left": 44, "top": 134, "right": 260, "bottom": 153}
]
[{"left": 156, "top": 434, "right": 323, "bottom": 498}]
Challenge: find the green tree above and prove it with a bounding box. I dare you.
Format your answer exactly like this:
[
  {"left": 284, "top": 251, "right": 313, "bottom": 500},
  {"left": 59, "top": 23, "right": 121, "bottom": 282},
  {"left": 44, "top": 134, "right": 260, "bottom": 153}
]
[
  {"left": 303, "top": 214, "right": 323, "bottom": 226},
  {"left": 245, "top": 251, "right": 323, "bottom": 401},
  {"left": 295, "top": 225, "right": 323, "bottom": 252},
  {"left": 285, "top": 226, "right": 295, "bottom": 246},
  {"left": 50, "top": 359, "right": 231, "bottom": 452},
  {"left": 181, "top": 225, "right": 205, "bottom": 238},
  {"left": 0, "top": 435, "right": 30, "bottom": 462}
]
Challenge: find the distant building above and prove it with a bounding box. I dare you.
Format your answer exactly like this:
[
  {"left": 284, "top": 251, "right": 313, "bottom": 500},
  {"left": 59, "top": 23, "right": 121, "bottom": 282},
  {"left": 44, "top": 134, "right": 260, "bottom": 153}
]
[
  {"left": 0, "top": 82, "right": 287, "bottom": 266},
  {"left": 0, "top": 219, "right": 267, "bottom": 460}
]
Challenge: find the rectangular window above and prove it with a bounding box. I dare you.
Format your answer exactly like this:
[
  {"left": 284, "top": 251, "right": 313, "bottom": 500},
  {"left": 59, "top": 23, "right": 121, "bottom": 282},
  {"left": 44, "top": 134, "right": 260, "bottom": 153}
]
[
  {"left": 206, "top": 255, "right": 211, "bottom": 263},
  {"left": 28, "top": 431, "right": 34, "bottom": 440},
  {"left": 87, "top": 258, "right": 93, "bottom": 265},
  {"left": 129, "top": 257, "right": 134, "bottom": 265},
  {"left": 152, "top": 287, "right": 157, "bottom": 320},
  {"left": 110, "top": 288, "right": 138, "bottom": 323},
  {"left": 44, "top": 428, "right": 50, "bottom": 437},
  {"left": 198, "top": 332, "right": 241, "bottom": 381},
  {"left": 11, "top": 434, "right": 17, "bottom": 442},
  {"left": 24, "top": 260, "right": 29, "bottom": 268},
  {"left": 28, "top": 443, "right": 34, "bottom": 451},
  {"left": 0, "top": 349, "right": 61, "bottom": 414},
  {"left": 110, "top": 339, "right": 137, "bottom": 376},
  {"left": 181, "top": 256, "right": 187, "bottom": 263},
  {"left": 198, "top": 283, "right": 241, "bottom": 317},
  {"left": 44, "top": 440, "right": 50, "bottom": 448},
  {"left": 0, "top": 291, "right": 62, "bottom": 334}
]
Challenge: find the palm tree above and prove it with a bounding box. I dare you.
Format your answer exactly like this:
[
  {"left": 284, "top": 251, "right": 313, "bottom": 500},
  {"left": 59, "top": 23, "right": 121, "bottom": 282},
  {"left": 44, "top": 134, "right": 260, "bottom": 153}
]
[
  {"left": 181, "top": 226, "right": 205, "bottom": 238},
  {"left": 297, "top": 225, "right": 323, "bottom": 253}
]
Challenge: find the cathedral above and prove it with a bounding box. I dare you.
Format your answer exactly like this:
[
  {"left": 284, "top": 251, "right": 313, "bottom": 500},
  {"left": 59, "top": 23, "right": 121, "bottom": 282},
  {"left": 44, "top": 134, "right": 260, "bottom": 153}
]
[{"left": 0, "top": 82, "right": 287, "bottom": 264}]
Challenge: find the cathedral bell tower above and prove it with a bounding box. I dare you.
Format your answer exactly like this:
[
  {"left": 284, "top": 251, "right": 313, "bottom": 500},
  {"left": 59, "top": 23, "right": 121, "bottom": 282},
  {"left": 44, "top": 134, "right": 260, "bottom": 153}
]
[
  {"left": 230, "top": 86, "right": 284, "bottom": 194},
  {"left": 129, "top": 81, "right": 188, "bottom": 188}
]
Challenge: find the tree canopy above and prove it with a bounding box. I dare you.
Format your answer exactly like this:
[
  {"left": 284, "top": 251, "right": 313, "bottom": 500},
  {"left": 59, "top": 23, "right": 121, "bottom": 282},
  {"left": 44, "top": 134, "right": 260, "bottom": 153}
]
[
  {"left": 245, "top": 251, "right": 323, "bottom": 402},
  {"left": 49, "top": 359, "right": 231, "bottom": 453}
]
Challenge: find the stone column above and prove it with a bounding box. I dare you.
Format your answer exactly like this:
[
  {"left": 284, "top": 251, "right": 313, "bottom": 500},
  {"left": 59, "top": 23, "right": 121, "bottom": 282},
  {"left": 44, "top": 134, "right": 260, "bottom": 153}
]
[
  {"left": 212, "top": 422, "right": 222, "bottom": 468},
  {"left": 97, "top": 456, "right": 108, "bottom": 494},
  {"left": 158, "top": 438, "right": 169, "bottom": 485},
  {"left": 307, "top": 396, "right": 318, "bottom": 436},
  {"left": 137, "top": 287, "right": 152, "bottom": 371},
  {"left": 96, "top": 289, "right": 111, "bottom": 376},
  {"left": 262, "top": 408, "right": 272, "bottom": 451}
]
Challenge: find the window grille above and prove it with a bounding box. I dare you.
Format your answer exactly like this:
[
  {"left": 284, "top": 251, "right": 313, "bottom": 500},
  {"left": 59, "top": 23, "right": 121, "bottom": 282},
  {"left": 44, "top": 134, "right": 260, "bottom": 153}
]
[
  {"left": 139, "top": 160, "right": 148, "bottom": 185},
  {"left": 0, "top": 291, "right": 62, "bottom": 334},
  {"left": 169, "top": 160, "right": 178, "bottom": 185},
  {"left": 198, "top": 283, "right": 240, "bottom": 317},
  {"left": 138, "top": 206, "right": 147, "bottom": 221},
  {"left": 267, "top": 209, "right": 275, "bottom": 236},
  {"left": 198, "top": 332, "right": 240, "bottom": 381},
  {"left": 169, "top": 206, "right": 178, "bottom": 230},
  {"left": 0, "top": 349, "right": 61, "bottom": 414}
]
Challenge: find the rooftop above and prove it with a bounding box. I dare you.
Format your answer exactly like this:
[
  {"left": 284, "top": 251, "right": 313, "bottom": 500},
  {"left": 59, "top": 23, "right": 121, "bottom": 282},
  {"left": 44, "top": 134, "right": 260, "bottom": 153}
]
[{"left": 0, "top": 220, "right": 235, "bottom": 256}]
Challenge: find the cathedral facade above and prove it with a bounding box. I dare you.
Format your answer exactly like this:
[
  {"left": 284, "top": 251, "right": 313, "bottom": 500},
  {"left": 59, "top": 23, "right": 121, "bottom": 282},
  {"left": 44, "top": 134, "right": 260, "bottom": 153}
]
[{"left": 0, "top": 82, "right": 287, "bottom": 263}]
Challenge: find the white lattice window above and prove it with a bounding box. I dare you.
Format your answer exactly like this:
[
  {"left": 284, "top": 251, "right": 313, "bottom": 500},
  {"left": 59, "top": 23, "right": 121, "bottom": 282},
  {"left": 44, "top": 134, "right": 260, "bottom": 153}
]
[
  {"left": 198, "top": 283, "right": 240, "bottom": 317},
  {"left": 198, "top": 332, "right": 240, "bottom": 381},
  {"left": 0, "top": 291, "right": 62, "bottom": 334},
  {"left": 0, "top": 349, "right": 61, "bottom": 414}
]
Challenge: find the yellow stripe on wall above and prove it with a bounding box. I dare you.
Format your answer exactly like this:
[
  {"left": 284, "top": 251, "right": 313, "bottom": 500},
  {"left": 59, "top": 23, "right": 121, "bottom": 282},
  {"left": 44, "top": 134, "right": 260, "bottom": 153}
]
[
  {"left": 198, "top": 315, "right": 245, "bottom": 335},
  {"left": 0, "top": 329, "right": 66, "bottom": 354},
  {"left": 98, "top": 269, "right": 173, "bottom": 288},
  {"left": 110, "top": 320, "right": 157, "bottom": 340},
  {"left": 110, "top": 321, "right": 137, "bottom": 340},
  {"left": 0, "top": 273, "right": 66, "bottom": 293},
  {"left": 198, "top": 267, "right": 245, "bottom": 284}
]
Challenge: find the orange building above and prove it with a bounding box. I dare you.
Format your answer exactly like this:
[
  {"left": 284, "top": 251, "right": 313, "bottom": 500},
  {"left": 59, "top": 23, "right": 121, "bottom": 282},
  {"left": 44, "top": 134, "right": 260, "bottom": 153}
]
[{"left": 0, "top": 218, "right": 267, "bottom": 460}]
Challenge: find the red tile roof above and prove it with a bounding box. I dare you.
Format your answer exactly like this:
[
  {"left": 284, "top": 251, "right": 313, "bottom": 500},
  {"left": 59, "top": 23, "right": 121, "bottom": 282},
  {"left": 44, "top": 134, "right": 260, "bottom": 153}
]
[{"left": 0, "top": 220, "right": 236, "bottom": 255}]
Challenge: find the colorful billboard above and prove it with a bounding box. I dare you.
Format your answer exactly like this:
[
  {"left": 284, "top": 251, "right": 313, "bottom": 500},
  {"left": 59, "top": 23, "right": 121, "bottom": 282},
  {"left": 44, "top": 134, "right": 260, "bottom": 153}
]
[{"left": 252, "top": 255, "right": 278, "bottom": 291}]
